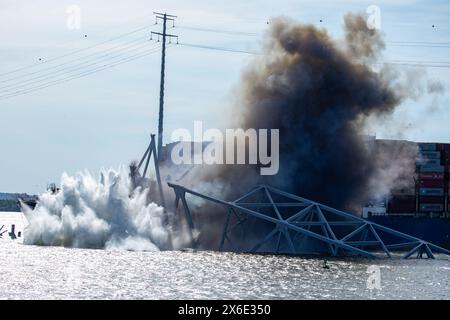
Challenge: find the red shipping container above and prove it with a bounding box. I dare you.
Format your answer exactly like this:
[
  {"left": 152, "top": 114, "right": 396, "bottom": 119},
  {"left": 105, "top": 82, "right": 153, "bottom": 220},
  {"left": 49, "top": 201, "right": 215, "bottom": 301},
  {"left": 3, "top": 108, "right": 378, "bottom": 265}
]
[
  {"left": 388, "top": 203, "right": 416, "bottom": 213},
  {"left": 437, "top": 143, "right": 450, "bottom": 152},
  {"left": 390, "top": 195, "right": 415, "bottom": 202},
  {"left": 419, "top": 196, "right": 444, "bottom": 204},
  {"left": 388, "top": 195, "right": 416, "bottom": 213},
  {"left": 441, "top": 147, "right": 450, "bottom": 153},
  {"left": 419, "top": 179, "right": 445, "bottom": 188},
  {"left": 419, "top": 172, "right": 444, "bottom": 180}
]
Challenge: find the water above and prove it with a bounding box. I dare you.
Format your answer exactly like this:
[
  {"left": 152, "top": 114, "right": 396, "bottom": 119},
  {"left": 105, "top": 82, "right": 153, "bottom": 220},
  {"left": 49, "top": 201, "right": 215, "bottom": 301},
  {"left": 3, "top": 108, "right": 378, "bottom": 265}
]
[
  {"left": 3, "top": 167, "right": 450, "bottom": 300},
  {"left": 0, "top": 241, "right": 449, "bottom": 300},
  {"left": 21, "top": 168, "right": 182, "bottom": 251}
]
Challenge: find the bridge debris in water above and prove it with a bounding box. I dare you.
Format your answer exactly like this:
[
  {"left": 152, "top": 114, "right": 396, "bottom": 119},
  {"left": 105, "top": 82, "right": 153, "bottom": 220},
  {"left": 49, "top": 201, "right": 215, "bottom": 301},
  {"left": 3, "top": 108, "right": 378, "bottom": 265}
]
[{"left": 168, "top": 183, "right": 450, "bottom": 259}]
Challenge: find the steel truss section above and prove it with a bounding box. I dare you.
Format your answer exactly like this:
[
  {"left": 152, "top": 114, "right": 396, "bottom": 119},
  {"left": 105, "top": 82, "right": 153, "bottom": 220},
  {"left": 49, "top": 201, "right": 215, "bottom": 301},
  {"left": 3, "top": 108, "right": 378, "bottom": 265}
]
[
  {"left": 168, "top": 183, "right": 450, "bottom": 259},
  {"left": 133, "top": 134, "right": 165, "bottom": 207},
  {"left": 0, "top": 225, "right": 6, "bottom": 238}
]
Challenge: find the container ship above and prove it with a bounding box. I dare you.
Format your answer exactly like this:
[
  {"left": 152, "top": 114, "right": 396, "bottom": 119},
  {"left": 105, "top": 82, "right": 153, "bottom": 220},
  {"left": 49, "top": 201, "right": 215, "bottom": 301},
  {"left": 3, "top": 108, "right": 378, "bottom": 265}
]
[
  {"left": 2, "top": 139, "right": 450, "bottom": 249},
  {"left": 363, "top": 139, "right": 450, "bottom": 249}
]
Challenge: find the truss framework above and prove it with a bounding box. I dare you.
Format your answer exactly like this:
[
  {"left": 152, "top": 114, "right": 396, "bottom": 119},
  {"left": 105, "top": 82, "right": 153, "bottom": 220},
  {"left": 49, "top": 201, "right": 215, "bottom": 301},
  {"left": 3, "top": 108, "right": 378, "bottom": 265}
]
[
  {"left": 0, "top": 225, "right": 6, "bottom": 238},
  {"left": 133, "top": 134, "right": 165, "bottom": 207},
  {"left": 168, "top": 183, "right": 450, "bottom": 259}
]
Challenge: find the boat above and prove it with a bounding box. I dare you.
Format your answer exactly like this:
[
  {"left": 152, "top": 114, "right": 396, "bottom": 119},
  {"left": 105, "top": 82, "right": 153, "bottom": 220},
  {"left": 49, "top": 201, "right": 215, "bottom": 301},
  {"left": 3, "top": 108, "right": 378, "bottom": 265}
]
[{"left": 363, "top": 139, "right": 450, "bottom": 249}]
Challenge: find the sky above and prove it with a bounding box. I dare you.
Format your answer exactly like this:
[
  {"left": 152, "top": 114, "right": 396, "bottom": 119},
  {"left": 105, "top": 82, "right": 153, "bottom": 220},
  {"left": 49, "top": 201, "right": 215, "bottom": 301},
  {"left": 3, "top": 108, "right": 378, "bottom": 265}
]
[{"left": 0, "top": 0, "right": 449, "bottom": 194}]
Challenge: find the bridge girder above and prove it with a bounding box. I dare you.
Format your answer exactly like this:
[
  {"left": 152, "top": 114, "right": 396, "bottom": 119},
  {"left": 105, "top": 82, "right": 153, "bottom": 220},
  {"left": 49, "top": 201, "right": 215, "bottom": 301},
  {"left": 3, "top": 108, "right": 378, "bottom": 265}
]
[{"left": 168, "top": 183, "right": 450, "bottom": 259}]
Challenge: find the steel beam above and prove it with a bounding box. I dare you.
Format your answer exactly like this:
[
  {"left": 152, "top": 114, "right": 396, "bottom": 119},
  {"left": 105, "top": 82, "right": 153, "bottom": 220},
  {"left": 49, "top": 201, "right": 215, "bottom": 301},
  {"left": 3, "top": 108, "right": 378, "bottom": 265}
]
[{"left": 168, "top": 183, "right": 450, "bottom": 259}]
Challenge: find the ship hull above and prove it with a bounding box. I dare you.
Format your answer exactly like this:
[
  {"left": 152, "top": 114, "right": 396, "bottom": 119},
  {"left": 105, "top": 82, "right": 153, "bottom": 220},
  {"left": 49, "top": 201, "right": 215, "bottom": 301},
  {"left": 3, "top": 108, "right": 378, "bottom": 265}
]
[{"left": 368, "top": 216, "right": 450, "bottom": 249}]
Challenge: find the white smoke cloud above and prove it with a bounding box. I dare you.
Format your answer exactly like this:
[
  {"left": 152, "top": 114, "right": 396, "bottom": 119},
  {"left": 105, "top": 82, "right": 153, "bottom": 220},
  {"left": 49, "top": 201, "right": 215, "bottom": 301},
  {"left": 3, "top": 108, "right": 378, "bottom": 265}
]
[
  {"left": 22, "top": 167, "right": 175, "bottom": 251},
  {"left": 367, "top": 140, "right": 418, "bottom": 202}
]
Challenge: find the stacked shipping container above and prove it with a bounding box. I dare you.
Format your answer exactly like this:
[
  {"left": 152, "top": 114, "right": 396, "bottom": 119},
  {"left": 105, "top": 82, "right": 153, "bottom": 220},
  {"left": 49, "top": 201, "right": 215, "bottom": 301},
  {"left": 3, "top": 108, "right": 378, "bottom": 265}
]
[
  {"left": 386, "top": 141, "right": 450, "bottom": 214},
  {"left": 438, "top": 143, "right": 450, "bottom": 212},
  {"left": 375, "top": 139, "right": 416, "bottom": 213},
  {"left": 417, "top": 143, "right": 445, "bottom": 212},
  {"left": 387, "top": 194, "right": 415, "bottom": 213}
]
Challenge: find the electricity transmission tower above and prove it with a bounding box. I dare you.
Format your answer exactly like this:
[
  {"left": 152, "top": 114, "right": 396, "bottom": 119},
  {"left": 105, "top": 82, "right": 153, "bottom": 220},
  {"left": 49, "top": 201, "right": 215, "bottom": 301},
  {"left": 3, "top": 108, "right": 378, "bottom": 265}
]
[{"left": 151, "top": 12, "right": 179, "bottom": 159}]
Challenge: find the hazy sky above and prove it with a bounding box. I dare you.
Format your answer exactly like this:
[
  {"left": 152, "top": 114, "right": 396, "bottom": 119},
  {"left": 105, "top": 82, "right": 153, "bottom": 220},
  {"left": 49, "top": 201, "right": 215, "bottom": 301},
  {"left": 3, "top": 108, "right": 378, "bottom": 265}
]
[{"left": 1, "top": 0, "right": 449, "bottom": 193}]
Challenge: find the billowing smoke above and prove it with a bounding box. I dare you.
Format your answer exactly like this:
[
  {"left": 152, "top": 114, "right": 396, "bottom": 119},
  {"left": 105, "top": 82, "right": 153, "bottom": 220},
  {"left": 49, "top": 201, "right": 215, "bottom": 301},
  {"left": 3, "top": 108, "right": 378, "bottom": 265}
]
[
  {"left": 195, "top": 13, "right": 422, "bottom": 211},
  {"left": 368, "top": 139, "right": 418, "bottom": 202},
  {"left": 23, "top": 167, "right": 189, "bottom": 251},
  {"left": 23, "top": 13, "right": 435, "bottom": 251}
]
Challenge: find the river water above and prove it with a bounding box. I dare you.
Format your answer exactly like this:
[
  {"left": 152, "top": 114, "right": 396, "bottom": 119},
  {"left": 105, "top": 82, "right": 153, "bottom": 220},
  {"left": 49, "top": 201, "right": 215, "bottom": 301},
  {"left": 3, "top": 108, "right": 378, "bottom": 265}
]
[{"left": 0, "top": 241, "right": 449, "bottom": 300}]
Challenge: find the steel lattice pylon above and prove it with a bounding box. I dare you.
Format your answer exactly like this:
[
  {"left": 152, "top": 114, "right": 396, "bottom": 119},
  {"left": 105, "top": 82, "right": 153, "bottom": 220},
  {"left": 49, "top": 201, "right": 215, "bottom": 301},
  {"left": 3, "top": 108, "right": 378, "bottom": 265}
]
[{"left": 168, "top": 183, "right": 450, "bottom": 259}]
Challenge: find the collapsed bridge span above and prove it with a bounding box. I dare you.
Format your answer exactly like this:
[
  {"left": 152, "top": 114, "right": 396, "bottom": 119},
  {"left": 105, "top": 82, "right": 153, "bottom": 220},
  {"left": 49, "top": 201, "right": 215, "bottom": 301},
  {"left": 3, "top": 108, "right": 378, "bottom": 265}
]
[{"left": 168, "top": 183, "right": 450, "bottom": 259}]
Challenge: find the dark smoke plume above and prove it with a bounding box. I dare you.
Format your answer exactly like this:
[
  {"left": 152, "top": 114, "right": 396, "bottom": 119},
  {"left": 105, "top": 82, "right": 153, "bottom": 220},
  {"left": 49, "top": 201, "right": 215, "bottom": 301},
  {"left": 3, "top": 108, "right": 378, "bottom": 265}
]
[{"left": 195, "top": 13, "right": 415, "bottom": 211}]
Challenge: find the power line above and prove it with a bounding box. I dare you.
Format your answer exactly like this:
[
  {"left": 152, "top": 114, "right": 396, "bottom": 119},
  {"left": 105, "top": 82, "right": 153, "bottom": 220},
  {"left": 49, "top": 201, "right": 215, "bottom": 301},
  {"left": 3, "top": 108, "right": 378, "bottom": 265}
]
[
  {"left": 177, "top": 24, "right": 450, "bottom": 50},
  {"left": 180, "top": 43, "right": 258, "bottom": 55},
  {"left": 390, "top": 59, "right": 450, "bottom": 64},
  {"left": 382, "top": 62, "right": 450, "bottom": 68},
  {"left": 0, "top": 45, "right": 164, "bottom": 101},
  {"left": 4, "top": 21, "right": 447, "bottom": 88},
  {"left": 4, "top": 21, "right": 450, "bottom": 90},
  {"left": 0, "top": 44, "right": 165, "bottom": 101},
  {"left": 387, "top": 41, "right": 450, "bottom": 47},
  {"left": 0, "top": 35, "right": 153, "bottom": 85},
  {"left": 179, "top": 42, "right": 450, "bottom": 68},
  {"left": 0, "top": 23, "right": 156, "bottom": 78},
  {"left": 177, "top": 25, "right": 259, "bottom": 37},
  {"left": 3, "top": 19, "right": 450, "bottom": 102},
  {"left": 0, "top": 40, "right": 158, "bottom": 92},
  {"left": 0, "top": 43, "right": 158, "bottom": 91},
  {"left": 386, "top": 43, "right": 450, "bottom": 48}
]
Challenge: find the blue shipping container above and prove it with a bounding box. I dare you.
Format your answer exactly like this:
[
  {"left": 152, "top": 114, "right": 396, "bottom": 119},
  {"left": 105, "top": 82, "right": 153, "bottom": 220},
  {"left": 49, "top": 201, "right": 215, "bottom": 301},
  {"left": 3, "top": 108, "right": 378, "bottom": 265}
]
[
  {"left": 419, "top": 165, "right": 445, "bottom": 173},
  {"left": 419, "top": 143, "right": 437, "bottom": 151},
  {"left": 420, "top": 151, "right": 441, "bottom": 159},
  {"left": 417, "top": 158, "right": 441, "bottom": 166},
  {"left": 419, "top": 188, "right": 444, "bottom": 196},
  {"left": 419, "top": 203, "right": 444, "bottom": 212}
]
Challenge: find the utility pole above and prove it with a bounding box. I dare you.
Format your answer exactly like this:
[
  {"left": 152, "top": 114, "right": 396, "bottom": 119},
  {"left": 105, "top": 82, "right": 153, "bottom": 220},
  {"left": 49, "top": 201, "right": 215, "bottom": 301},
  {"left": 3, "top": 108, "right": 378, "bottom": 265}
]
[{"left": 151, "top": 12, "right": 178, "bottom": 159}]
